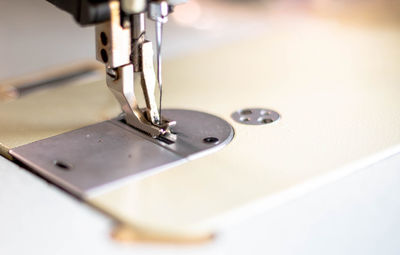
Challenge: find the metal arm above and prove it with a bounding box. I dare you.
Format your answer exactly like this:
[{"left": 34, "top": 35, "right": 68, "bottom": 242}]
[{"left": 47, "top": 0, "right": 186, "bottom": 140}]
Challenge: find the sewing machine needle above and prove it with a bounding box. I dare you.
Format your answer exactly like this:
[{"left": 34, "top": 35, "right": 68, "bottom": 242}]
[{"left": 155, "top": 20, "right": 163, "bottom": 124}]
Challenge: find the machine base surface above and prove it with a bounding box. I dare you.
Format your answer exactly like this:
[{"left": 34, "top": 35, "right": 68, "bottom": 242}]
[{"left": 10, "top": 109, "right": 234, "bottom": 198}]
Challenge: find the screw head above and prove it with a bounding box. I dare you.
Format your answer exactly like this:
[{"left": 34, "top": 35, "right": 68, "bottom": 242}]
[
  {"left": 203, "top": 137, "right": 219, "bottom": 144},
  {"left": 231, "top": 108, "right": 280, "bottom": 125}
]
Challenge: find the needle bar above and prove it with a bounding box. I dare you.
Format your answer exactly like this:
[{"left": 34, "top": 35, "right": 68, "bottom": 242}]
[{"left": 155, "top": 20, "right": 163, "bottom": 124}]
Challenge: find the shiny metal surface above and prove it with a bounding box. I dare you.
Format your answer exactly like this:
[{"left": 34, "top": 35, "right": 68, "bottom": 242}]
[
  {"left": 132, "top": 13, "right": 145, "bottom": 72},
  {"left": 156, "top": 19, "right": 164, "bottom": 120},
  {"left": 106, "top": 64, "right": 162, "bottom": 137},
  {"left": 149, "top": 0, "right": 169, "bottom": 123},
  {"left": 121, "top": 0, "right": 146, "bottom": 14},
  {"left": 95, "top": 0, "right": 175, "bottom": 137},
  {"left": 231, "top": 108, "right": 280, "bottom": 125},
  {"left": 95, "top": 1, "right": 131, "bottom": 68},
  {"left": 121, "top": 0, "right": 187, "bottom": 15},
  {"left": 10, "top": 109, "right": 234, "bottom": 197},
  {"left": 140, "top": 41, "right": 162, "bottom": 125}
]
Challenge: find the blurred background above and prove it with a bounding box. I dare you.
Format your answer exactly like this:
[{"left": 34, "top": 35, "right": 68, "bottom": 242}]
[{"left": 1, "top": 0, "right": 400, "bottom": 79}]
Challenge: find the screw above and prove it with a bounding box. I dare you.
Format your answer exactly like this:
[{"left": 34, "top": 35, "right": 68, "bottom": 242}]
[
  {"left": 203, "top": 137, "right": 219, "bottom": 144},
  {"left": 231, "top": 108, "right": 280, "bottom": 125},
  {"left": 53, "top": 160, "right": 71, "bottom": 171},
  {"left": 106, "top": 67, "right": 117, "bottom": 80}
]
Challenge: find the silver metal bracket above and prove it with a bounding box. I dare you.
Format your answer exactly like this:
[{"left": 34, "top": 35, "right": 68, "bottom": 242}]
[
  {"left": 10, "top": 109, "right": 234, "bottom": 198},
  {"left": 96, "top": 1, "right": 169, "bottom": 138}
]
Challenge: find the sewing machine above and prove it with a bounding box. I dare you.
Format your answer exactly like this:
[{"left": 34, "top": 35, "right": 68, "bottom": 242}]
[
  {"left": 46, "top": 0, "right": 186, "bottom": 138},
  {"left": 2, "top": 0, "right": 400, "bottom": 249},
  {"left": 3, "top": 0, "right": 236, "bottom": 241}
]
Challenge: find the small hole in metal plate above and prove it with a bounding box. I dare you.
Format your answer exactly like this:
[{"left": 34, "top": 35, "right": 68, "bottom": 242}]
[
  {"left": 53, "top": 160, "right": 72, "bottom": 171},
  {"left": 240, "top": 116, "right": 250, "bottom": 122},
  {"left": 100, "top": 32, "right": 108, "bottom": 46},
  {"left": 258, "top": 117, "right": 273, "bottom": 124},
  {"left": 260, "top": 110, "right": 271, "bottom": 116},
  {"left": 203, "top": 137, "right": 219, "bottom": 144},
  {"left": 240, "top": 109, "right": 253, "bottom": 115},
  {"left": 100, "top": 49, "right": 108, "bottom": 63}
]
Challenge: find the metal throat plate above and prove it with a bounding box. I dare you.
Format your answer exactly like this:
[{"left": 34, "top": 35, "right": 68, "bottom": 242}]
[{"left": 10, "top": 109, "right": 234, "bottom": 198}]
